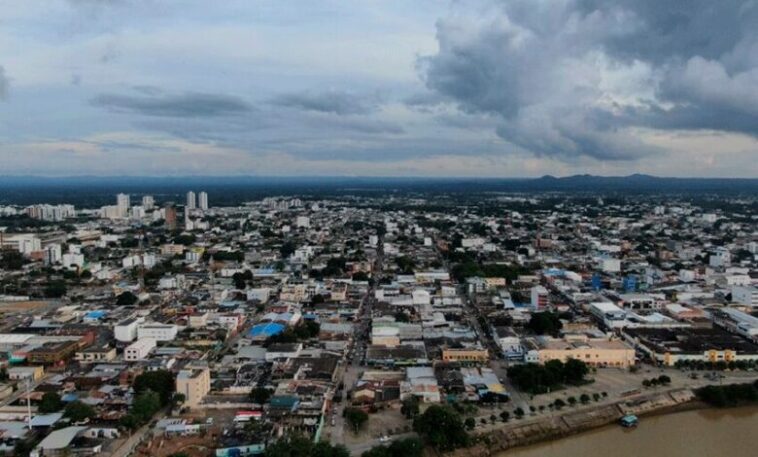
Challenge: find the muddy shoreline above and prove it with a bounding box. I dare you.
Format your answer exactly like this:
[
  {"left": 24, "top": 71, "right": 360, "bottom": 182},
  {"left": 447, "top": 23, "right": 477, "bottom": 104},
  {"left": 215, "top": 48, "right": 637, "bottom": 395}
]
[{"left": 439, "top": 389, "right": 700, "bottom": 457}]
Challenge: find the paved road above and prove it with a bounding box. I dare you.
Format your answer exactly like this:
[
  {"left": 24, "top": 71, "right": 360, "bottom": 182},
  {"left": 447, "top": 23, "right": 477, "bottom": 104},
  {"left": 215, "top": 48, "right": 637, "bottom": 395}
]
[{"left": 105, "top": 418, "right": 158, "bottom": 457}]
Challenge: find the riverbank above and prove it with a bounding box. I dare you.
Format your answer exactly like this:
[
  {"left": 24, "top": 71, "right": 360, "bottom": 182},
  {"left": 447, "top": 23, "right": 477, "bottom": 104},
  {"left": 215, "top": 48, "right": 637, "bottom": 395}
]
[{"left": 442, "top": 388, "right": 699, "bottom": 457}]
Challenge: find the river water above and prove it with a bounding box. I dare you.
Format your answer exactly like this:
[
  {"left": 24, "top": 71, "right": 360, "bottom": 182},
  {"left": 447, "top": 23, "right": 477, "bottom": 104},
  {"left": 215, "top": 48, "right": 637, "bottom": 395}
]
[{"left": 498, "top": 406, "right": 758, "bottom": 457}]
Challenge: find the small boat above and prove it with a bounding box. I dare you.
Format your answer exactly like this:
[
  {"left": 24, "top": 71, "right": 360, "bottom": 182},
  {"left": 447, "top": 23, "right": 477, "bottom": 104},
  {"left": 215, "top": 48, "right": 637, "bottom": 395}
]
[{"left": 620, "top": 414, "right": 639, "bottom": 428}]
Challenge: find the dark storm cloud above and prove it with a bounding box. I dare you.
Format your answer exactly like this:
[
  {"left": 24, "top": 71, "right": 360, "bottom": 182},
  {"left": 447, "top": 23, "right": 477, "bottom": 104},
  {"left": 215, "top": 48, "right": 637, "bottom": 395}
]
[
  {"left": 91, "top": 91, "right": 252, "bottom": 117},
  {"left": 270, "top": 89, "right": 380, "bottom": 115},
  {"left": 419, "top": 0, "right": 758, "bottom": 161}
]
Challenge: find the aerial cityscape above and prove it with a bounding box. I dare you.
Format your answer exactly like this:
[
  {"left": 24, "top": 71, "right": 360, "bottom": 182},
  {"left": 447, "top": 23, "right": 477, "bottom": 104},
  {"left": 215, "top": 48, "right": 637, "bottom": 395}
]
[{"left": 1, "top": 1, "right": 757, "bottom": 457}]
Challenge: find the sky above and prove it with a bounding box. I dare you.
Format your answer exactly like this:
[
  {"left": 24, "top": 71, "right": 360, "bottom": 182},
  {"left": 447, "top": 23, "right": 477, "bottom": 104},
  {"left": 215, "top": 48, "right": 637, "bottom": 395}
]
[{"left": 1, "top": 0, "right": 757, "bottom": 178}]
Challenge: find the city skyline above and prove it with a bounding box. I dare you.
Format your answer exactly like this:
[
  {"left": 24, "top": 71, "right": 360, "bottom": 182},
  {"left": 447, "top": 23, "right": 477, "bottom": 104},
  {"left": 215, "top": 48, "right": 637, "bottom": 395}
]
[{"left": 1, "top": 1, "right": 757, "bottom": 178}]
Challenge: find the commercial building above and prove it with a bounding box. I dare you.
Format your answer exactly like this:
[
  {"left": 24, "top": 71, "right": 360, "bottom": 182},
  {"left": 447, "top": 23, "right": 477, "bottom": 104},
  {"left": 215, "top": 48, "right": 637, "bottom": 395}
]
[
  {"left": 525, "top": 335, "right": 636, "bottom": 368},
  {"left": 186, "top": 191, "right": 196, "bottom": 209},
  {"left": 165, "top": 204, "right": 177, "bottom": 230},
  {"left": 441, "top": 347, "right": 489, "bottom": 364},
  {"left": 198, "top": 191, "right": 208, "bottom": 210},
  {"left": 732, "top": 286, "right": 758, "bottom": 307},
  {"left": 114, "top": 318, "right": 143, "bottom": 343},
  {"left": 116, "top": 193, "right": 130, "bottom": 218},
  {"left": 530, "top": 285, "right": 549, "bottom": 309},
  {"left": 137, "top": 323, "right": 179, "bottom": 342},
  {"left": 124, "top": 338, "right": 156, "bottom": 361},
  {"left": 176, "top": 366, "right": 211, "bottom": 408},
  {"left": 142, "top": 195, "right": 155, "bottom": 210},
  {"left": 623, "top": 327, "right": 758, "bottom": 366}
]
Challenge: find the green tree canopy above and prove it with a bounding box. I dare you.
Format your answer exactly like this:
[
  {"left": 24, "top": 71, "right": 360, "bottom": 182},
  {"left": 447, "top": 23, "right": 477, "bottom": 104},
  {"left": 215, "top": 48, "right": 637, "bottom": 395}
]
[
  {"left": 133, "top": 369, "right": 175, "bottom": 405},
  {"left": 412, "top": 405, "right": 469, "bottom": 451}
]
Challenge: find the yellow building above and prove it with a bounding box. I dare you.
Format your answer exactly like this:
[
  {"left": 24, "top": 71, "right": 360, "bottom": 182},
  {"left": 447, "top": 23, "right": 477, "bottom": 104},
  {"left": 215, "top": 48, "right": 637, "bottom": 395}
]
[
  {"left": 176, "top": 366, "right": 211, "bottom": 408},
  {"left": 530, "top": 336, "right": 635, "bottom": 368},
  {"left": 441, "top": 347, "right": 489, "bottom": 364}
]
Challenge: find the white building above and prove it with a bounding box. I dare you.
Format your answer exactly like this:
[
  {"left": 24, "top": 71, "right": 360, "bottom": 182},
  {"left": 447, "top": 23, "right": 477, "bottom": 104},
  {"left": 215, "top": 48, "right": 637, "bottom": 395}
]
[
  {"left": 137, "top": 323, "right": 179, "bottom": 341},
  {"left": 117, "top": 193, "right": 130, "bottom": 218},
  {"left": 142, "top": 195, "right": 155, "bottom": 210},
  {"left": 531, "top": 285, "right": 549, "bottom": 309},
  {"left": 198, "top": 192, "right": 208, "bottom": 210},
  {"left": 124, "top": 338, "right": 156, "bottom": 361},
  {"left": 131, "top": 206, "right": 146, "bottom": 219},
  {"left": 600, "top": 257, "right": 621, "bottom": 273},
  {"left": 114, "top": 318, "right": 144, "bottom": 343},
  {"left": 44, "top": 244, "right": 62, "bottom": 265},
  {"left": 295, "top": 216, "right": 310, "bottom": 228},
  {"left": 710, "top": 247, "right": 731, "bottom": 268},
  {"left": 186, "top": 191, "right": 196, "bottom": 209},
  {"left": 590, "top": 302, "right": 627, "bottom": 329},
  {"left": 733, "top": 286, "right": 758, "bottom": 307},
  {"left": 62, "top": 253, "right": 85, "bottom": 269}
]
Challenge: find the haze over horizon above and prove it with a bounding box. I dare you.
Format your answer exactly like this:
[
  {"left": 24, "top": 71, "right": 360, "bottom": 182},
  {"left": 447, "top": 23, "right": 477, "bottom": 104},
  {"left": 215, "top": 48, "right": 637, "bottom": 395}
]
[{"left": 1, "top": 1, "right": 758, "bottom": 178}]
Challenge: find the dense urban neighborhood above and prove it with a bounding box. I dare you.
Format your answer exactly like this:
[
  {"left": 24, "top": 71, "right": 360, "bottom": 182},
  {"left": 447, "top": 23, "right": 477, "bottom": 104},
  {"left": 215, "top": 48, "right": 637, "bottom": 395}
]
[{"left": 0, "top": 190, "right": 756, "bottom": 457}]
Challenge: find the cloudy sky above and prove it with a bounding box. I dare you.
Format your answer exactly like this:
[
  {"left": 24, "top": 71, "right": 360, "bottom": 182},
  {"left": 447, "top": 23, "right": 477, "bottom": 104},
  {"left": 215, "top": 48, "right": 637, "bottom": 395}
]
[{"left": 1, "top": 0, "right": 757, "bottom": 177}]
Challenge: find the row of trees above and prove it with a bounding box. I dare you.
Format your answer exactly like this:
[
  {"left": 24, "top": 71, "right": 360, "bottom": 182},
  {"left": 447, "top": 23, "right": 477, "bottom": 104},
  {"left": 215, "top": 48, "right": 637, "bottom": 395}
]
[
  {"left": 361, "top": 437, "right": 423, "bottom": 457},
  {"left": 642, "top": 375, "right": 671, "bottom": 387},
  {"left": 696, "top": 381, "right": 758, "bottom": 407},
  {"left": 508, "top": 359, "right": 590, "bottom": 394},
  {"left": 265, "top": 434, "right": 349, "bottom": 457}
]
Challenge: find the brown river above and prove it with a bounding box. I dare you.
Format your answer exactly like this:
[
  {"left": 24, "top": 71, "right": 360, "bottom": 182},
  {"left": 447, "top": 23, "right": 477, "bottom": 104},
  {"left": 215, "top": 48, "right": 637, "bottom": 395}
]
[{"left": 499, "top": 406, "right": 758, "bottom": 457}]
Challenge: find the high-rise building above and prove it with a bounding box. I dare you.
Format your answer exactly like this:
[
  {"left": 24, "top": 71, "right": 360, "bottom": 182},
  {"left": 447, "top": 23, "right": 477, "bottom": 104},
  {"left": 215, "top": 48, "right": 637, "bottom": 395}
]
[
  {"left": 198, "top": 191, "right": 208, "bottom": 210},
  {"left": 117, "top": 193, "right": 130, "bottom": 218},
  {"left": 142, "top": 195, "right": 155, "bottom": 210},
  {"left": 165, "top": 204, "right": 177, "bottom": 230},
  {"left": 186, "top": 191, "right": 196, "bottom": 210}
]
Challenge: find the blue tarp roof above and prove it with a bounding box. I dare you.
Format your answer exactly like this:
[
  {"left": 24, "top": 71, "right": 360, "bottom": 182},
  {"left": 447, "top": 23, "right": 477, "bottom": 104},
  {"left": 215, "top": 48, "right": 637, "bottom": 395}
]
[
  {"left": 85, "top": 311, "right": 106, "bottom": 319},
  {"left": 248, "top": 322, "right": 285, "bottom": 338}
]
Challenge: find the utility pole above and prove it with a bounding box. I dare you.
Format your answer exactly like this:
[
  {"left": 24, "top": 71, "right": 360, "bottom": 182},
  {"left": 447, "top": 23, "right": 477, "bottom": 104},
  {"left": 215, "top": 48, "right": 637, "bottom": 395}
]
[{"left": 26, "top": 377, "right": 32, "bottom": 430}]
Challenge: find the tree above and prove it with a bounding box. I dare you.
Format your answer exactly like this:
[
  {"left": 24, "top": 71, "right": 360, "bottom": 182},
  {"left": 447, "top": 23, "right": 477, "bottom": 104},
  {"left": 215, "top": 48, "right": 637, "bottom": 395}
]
[
  {"left": 563, "top": 359, "right": 589, "bottom": 384},
  {"left": 401, "top": 396, "right": 420, "bottom": 419},
  {"left": 132, "top": 390, "right": 162, "bottom": 423},
  {"left": 133, "top": 369, "right": 175, "bottom": 405},
  {"left": 250, "top": 387, "right": 272, "bottom": 405},
  {"left": 526, "top": 311, "right": 563, "bottom": 336},
  {"left": 499, "top": 411, "right": 510, "bottom": 422},
  {"left": 232, "top": 272, "right": 247, "bottom": 290},
  {"left": 387, "top": 437, "right": 423, "bottom": 457},
  {"left": 394, "top": 311, "right": 410, "bottom": 323},
  {"left": 279, "top": 241, "right": 297, "bottom": 259},
  {"left": 265, "top": 433, "right": 349, "bottom": 457},
  {"left": 38, "top": 392, "right": 63, "bottom": 413},
  {"left": 64, "top": 401, "right": 95, "bottom": 422},
  {"left": 0, "top": 251, "right": 26, "bottom": 270},
  {"left": 116, "top": 291, "right": 139, "bottom": 306},
  {"left": 344, "top": 407, "right": 368, "bottom": 433},
  {"left": 580, "top": 394, "right": 590, "bottom": 404},
  {"left": 44, "top": 280, "right": 67, "bottom": 298},
  {"left": 396, "top": 256, "right": 416, "bottom": 274},
  {"left": 412, "top": 405, "right": 469, "bottom": 451},
  {"left": 514, "top": 407, "right": 524, "bottom": 418},
  {"left": 464, "top": 417, "right": 476, "bottom": 430}
]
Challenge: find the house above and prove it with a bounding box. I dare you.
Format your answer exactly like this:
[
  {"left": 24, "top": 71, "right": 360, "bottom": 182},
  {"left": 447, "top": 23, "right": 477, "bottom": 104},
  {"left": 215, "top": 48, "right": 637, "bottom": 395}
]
[{"left": 8, "top": 366, "right": 44, "bottom": 381}]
